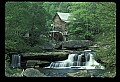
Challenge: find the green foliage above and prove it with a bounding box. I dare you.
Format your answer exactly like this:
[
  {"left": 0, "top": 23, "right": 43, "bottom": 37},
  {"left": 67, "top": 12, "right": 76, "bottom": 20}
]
[
  {"left": 94, "top": 31, "right": 116, "bottom": 65},
  {"left": 68, "top": 2, "right": 116, "bottom": 40},
  {"left": 5, "top": 61, "right": 23, "bottom": 77},
  {"left": 67, "top": 2, "right": 116, "bottom": 77},
  {"left": 28, "top": 45, "right": 43, "bottom": 53},
  {"left": 5, "top": 2, "right": 116, "bottom": 77},
  {"left": 93, "top": 24, "right": 116, "bottom": 77},
  {"left": 5, "top": 2, "right": 49, "bottom": 53},
  {"left": 84, "top": 32, "right": 94, "bottom": 40}
]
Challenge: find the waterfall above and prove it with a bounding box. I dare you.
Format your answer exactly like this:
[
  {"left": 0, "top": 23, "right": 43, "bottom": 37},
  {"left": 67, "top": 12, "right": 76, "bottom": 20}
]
[
  {"left": 11, "top": 54, "right": 21, "bottom": 68},
  {"left": 45, "top": 50, "right": 105, "bottom": 69},
  {"left": 86, "top": 53, "right": 100, "bottom": 66}
]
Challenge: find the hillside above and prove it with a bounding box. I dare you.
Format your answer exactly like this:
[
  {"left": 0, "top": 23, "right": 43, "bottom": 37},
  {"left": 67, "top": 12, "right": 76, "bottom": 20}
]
[{"left": 93, "top": 27, "right": 116, "bottom": 77}]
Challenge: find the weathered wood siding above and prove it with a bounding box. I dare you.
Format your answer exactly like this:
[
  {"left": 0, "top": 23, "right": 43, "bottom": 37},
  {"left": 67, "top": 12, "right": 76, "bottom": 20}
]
[{"left": 53, "top": 15, "right": 66, "bottom": 32}]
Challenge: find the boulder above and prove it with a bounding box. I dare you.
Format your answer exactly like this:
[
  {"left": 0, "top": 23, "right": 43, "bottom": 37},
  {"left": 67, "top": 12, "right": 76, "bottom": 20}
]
[
  {"left": 22, "top": 68, "right": 48, "bottom": 77},
  {"left": 67, "top": 70, "right": 90, "bottom": 77},
  {"left": 62, "top": 40, "right": 93, "bottom": 49}
]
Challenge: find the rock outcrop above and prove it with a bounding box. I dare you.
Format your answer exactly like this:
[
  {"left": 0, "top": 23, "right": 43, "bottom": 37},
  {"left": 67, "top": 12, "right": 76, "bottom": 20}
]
[
  {"left": 22, "top": 68, "right": 48, "bottom": 77},
  {"left": 26, "top": 60, "right": 50, "bottom": 67},
  {"left": 20, "top": 40, "right": 93, "bottom": 68},
  {"left": 62, "top": 40, "right": 93, "bottom": 49},
  {"left": 21, "top": 51, "right": 69, "bottom": 61},
  {"left": 55, "top": 40, "right": 93, "bottom": 50}
]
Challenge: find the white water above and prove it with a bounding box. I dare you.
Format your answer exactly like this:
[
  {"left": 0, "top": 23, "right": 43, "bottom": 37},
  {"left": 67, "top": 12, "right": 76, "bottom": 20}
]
[
  {"left": 11, "top": 54, "right": 21, "bottom": 68},
  {"left": 45, "top": 50, "right": 105, "bottom": 69}
]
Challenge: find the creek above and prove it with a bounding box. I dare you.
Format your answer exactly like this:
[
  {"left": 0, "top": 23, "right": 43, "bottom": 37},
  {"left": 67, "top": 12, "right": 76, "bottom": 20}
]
[
  {"left": 10, "top": 50, "right": 109, "bottom": 77},
  {"left": 37, "top": 50, "right": 107, "bottom": 77},
  {"left": 38, "top": 68, "right": 107, "bottom": 77}
]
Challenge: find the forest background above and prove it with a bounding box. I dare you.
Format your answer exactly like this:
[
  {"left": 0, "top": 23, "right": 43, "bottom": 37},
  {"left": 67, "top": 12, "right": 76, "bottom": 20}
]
[{"left": 5, "top": 2, "right": 116, "bottom": 77}]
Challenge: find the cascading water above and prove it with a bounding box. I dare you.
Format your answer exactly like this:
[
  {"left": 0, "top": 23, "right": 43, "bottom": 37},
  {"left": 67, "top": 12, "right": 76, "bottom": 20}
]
[
  {"left": 11, "top": 54, "right": 21, "bottom": 68},
  {"left": 45, "top": 50, "right": 105, "bottom": 69}
]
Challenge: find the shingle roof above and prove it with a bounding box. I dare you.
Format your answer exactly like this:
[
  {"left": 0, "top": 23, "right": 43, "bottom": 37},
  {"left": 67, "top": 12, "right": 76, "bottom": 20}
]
[{"left": 57, "top": 12, "right": 71, "bottom": 23}]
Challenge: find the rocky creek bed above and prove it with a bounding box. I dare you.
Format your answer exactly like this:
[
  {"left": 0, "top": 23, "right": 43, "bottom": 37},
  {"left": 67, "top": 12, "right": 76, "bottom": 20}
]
[
  {"left": 6, "top": 40, "right": 116, "bottom": 77},
  {"left": 20, "top": 67, "right": 110, "bottom": 77}
]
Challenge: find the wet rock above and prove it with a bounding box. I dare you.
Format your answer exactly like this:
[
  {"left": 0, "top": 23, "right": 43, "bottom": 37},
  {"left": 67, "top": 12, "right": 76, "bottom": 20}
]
[
  {"left": 67, "top": 70, "right": 91, "bottom": 77},
  {"left": 22, "top": 51, "right": 69, "bottom": 61},
  {"left": 22, "top": 68, "right": 48, "bottom": 77}
]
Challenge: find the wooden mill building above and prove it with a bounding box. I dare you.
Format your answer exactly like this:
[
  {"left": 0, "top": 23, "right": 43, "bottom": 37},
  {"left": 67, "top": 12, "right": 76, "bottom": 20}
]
[
  {"left": 53, "top": 12, "right": 71, "bottom": 32},
  {"left": 49, "top": 12, "right": 73, "bottom": 42}
]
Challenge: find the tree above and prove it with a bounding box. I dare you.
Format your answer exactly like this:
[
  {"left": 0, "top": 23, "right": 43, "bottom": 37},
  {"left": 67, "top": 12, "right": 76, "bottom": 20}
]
[
  {"left": 5, "top": 2, "right": 49, "bottom": 52},
  {"left": 67, "top": 2, "right": 116, "bottom": 40}
]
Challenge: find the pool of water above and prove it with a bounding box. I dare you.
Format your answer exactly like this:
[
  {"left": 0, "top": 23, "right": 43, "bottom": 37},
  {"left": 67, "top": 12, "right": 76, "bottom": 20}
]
[
  {"left": 38, "top": 68, "right": 80, "bottom": 77},
  {"left": 37, "top": 68, "right": 107, "bottom": 77}
]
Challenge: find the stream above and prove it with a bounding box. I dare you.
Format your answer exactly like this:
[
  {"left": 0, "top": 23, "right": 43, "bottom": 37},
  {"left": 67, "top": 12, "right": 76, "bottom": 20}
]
[
  {"left": 37, "top": 50, "right": 107, "bottom": 77},
  {"left": 37, "top": 68, "right": 107, "bottom": 77}
]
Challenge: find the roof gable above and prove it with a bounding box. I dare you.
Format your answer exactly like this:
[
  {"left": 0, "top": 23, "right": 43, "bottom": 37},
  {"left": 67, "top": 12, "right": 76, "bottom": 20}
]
[{"left": 57, "top": 12, "right": 71, "bottom": 23}]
